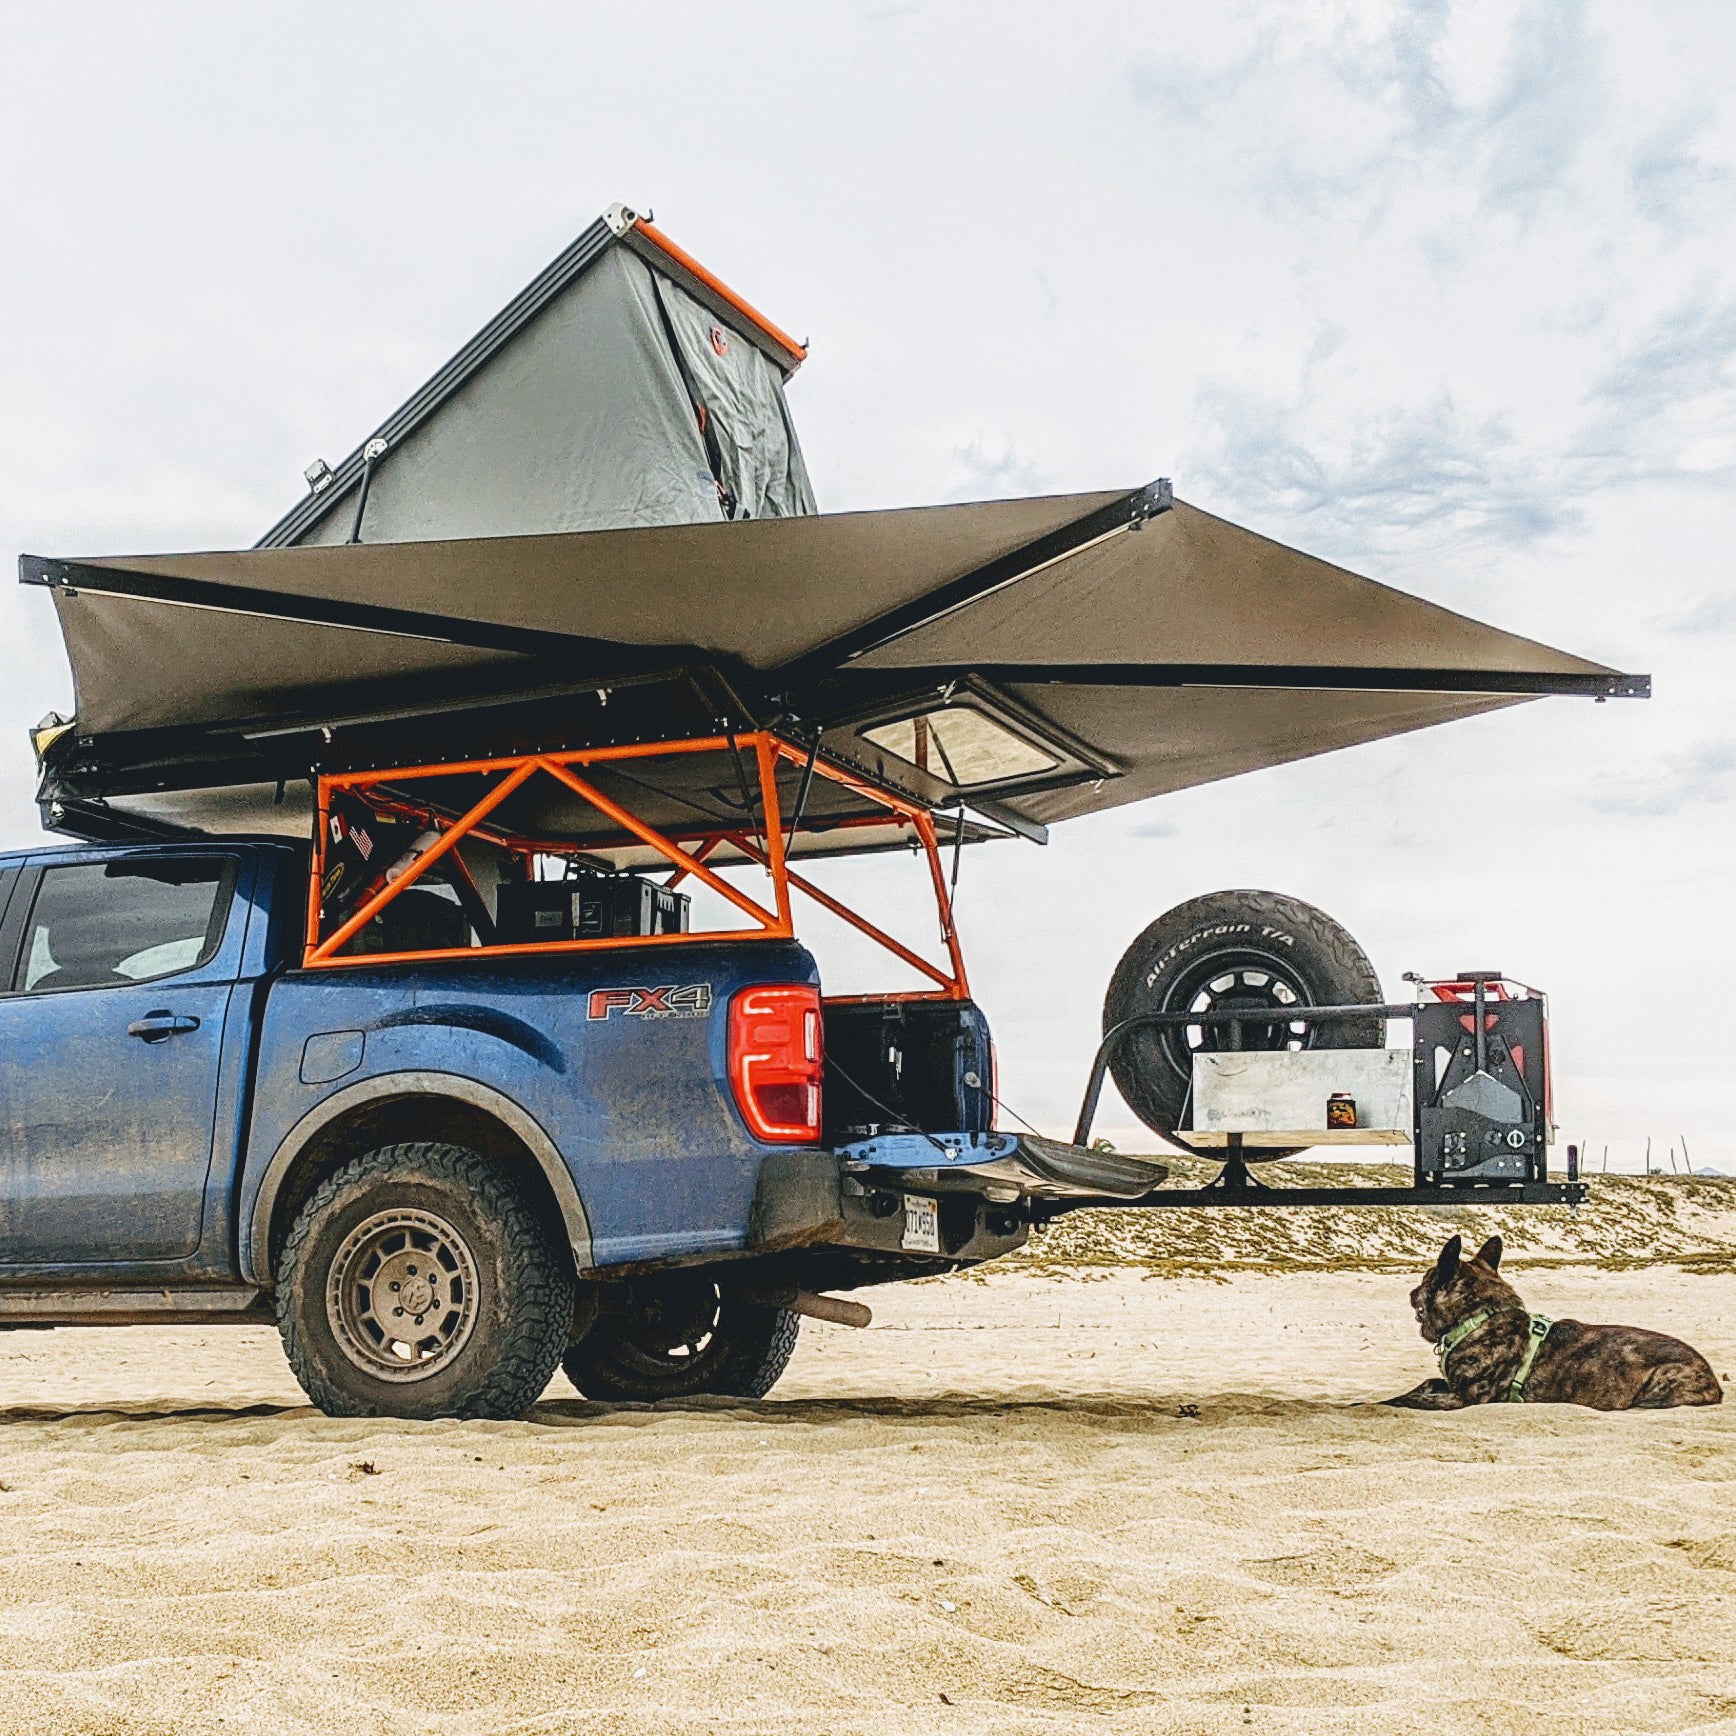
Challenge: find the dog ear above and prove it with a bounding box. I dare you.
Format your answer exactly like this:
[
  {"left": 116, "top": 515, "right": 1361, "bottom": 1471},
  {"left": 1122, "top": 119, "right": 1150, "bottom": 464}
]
[
  {"left": 1436, "top": 1235, "right": 1462, "bottom": 1282},
  {"left": 1475, "top": 1235, "right": 1503, "bottom": 1271}
]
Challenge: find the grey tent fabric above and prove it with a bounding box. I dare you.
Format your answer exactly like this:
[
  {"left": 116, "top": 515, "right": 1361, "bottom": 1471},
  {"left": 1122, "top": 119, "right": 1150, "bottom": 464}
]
[
  {"left": 653, "top": 269, "right": 816, "bottom": 521},
  {"left": 294, "top": 248, "right": 814, "bottom": 546}
]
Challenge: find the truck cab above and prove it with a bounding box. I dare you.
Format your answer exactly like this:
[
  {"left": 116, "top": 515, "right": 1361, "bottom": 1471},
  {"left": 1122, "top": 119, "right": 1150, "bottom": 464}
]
[{"left": 0, "top": 841, "right": 270, "bottom": 1278}]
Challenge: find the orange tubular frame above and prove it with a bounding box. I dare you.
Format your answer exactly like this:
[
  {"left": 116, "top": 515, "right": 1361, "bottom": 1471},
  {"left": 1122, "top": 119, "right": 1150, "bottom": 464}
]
[{"left": 302, "top": 733, "right": 970, "bottom": 1001}]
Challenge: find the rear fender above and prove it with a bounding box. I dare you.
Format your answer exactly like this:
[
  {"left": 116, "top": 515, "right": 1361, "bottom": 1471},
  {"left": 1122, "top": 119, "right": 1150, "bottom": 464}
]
[{"left": 245, "top": 1071, "right": 591, "bottom": 1284}]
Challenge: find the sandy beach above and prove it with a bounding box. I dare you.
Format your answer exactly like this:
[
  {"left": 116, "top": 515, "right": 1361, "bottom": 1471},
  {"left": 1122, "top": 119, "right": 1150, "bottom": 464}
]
[{"left": 0, "top": 1221, "right": 1732, "bottom": 1735}]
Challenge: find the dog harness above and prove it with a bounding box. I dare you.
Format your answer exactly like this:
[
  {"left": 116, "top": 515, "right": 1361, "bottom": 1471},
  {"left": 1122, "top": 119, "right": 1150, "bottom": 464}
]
[
  {"left": 1507, "top": 1314, "right": 1555, "bottom": 1402},
  {"left": 1435, "top": 1310, "right": 1555, "bottom": 1401}
]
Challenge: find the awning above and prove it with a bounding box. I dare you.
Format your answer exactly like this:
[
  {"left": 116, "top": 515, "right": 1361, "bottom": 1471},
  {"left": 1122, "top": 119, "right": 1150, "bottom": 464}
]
[{"left": 21, "top": 481, "right": 1644, "bottom": 844}]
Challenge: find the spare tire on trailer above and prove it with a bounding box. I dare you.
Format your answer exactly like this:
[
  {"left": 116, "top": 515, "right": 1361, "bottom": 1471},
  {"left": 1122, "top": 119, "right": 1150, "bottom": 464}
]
[{"left": 1102, "top": 890, "right": 1383, "bottom": 1158}]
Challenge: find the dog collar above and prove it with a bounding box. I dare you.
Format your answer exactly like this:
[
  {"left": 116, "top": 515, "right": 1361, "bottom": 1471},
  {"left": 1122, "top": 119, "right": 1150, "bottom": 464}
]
[{"left": 1435, "top": 1310, "right": 1491, "bottom": 1367}]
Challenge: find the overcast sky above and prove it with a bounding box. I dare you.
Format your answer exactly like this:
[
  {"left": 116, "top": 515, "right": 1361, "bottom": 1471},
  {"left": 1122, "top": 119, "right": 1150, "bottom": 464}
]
[{"left": 2, "top": 1, "right": 1731, "bottom": 1166}]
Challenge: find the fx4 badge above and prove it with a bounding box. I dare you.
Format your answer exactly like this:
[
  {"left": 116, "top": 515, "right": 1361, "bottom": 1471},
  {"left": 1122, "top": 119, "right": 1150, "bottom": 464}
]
[{"left": 586, "top": 984, "right": 714, "bottom": 1022}]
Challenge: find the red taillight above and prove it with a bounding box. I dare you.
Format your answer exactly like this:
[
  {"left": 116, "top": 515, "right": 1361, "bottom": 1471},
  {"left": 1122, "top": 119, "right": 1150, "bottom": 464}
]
[{"left": 729, "top": 985, "right": 824, "bottom": 1143}]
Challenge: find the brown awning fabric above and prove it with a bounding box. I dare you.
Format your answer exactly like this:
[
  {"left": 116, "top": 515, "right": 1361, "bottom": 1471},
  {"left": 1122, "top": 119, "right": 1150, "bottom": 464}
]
[
  {"left": 41, "top": 489, "right": 1127, "bottom": 732},
  {"left": 849, "top": 500, "right": 1602, "bottom": 678},
  {"left": 21, "top": 483, "right": 1639, "bottom": 843}
]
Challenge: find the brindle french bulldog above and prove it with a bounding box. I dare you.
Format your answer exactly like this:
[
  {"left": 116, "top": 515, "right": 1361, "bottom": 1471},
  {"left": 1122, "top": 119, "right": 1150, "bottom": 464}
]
[{"left": 1386, "top": 1234, "right": 1723, "bottom": 1411}]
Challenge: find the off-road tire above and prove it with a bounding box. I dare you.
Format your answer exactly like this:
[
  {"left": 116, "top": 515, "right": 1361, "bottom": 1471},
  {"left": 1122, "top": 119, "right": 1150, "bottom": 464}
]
[
  {"left": 1103, "top": 889, "right": 1382, "bottom": 1155},
  {"left": 277, "top": 1142, "right": 573, "bottom": 1420},
  {"left": 562, "top": 1275, "right": 800, "bottom": 1403}
]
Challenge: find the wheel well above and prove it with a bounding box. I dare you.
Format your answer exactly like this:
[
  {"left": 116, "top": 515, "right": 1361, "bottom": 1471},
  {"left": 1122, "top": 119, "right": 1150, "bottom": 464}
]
[{"left": 262, "top": 1095, "right": 576, "bottom": 1283}]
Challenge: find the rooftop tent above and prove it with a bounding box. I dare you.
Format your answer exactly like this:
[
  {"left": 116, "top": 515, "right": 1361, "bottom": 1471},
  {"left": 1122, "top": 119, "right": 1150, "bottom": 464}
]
[
  {"left": 22, "top": 482, "right": 1644, "bottom": 851},
  {"left": 259, "top": 204, "right": 815, "bottom": 548}
]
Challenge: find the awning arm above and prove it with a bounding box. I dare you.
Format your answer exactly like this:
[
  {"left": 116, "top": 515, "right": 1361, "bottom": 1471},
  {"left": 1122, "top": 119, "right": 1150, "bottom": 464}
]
[
  {"left": 828, "top": 661, "right": 1651, "bottom": 701},
  {"left": 773, "top": 479, "right": 1174, "bottom": 686},
  {"left": 960, "top": 794, "right": 1048, "bottom": 845}
]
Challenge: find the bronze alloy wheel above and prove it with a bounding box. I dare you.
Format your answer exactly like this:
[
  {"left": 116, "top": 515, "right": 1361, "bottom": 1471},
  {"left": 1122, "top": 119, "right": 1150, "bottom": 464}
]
[
  {"left": 324, "top": 1206, "right": 480, "bottom": 1381},
  {"left": 278, "top": 1141, "right": 572, "bottom": 1420}
]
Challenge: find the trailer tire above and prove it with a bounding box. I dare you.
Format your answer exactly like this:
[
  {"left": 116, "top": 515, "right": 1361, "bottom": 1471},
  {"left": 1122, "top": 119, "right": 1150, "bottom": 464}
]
[
  {"left": 562, "top": 1275, "right": 800, "bottom": 1403},
  {"left": 277, "top": 1142, "right": 573, "bottom": 1420},
  {"left": 1103, "top": 890, "right": 1382, "bottom": 1157}
]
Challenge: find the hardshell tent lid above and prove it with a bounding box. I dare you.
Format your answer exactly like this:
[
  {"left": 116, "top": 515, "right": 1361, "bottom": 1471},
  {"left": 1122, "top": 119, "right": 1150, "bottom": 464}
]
[
  {"left": 259, "top": 204, "right": 815, "bottom": 548},
  {"left": 22, "top": 482, "right": 1646, "bottom": 852}
]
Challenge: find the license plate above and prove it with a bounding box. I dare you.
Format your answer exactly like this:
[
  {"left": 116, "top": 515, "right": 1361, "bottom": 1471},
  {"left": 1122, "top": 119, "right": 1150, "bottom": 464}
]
[{"left": 901, "top": 1193, "right": 941, "bottom": 1254}]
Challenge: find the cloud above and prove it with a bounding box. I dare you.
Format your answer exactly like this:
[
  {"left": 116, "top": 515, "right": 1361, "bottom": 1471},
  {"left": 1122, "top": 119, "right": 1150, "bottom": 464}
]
[
  {"left": 1125, "top": 31, "right": 1277, "bottom": 131},
  {"left": 1629, "top": 109, "right": 1732, "bottom": 235},
  {"left": 1185, "top": 281, "right": 1736, "bottom": 568},
  {"left": 1126, "top": 23, "right": 1398, "bottom": 224},
  {"left": 945, "top": 434, "right": 1051, "bottom": 502},
  {"left": 1589, "top": 736, "right": 1736, "bottom": 817},
  {"left": 1186, "top": 383, "right": 1578, "bottom": 555},
  {"left": 1125, "top": 0, "right": 1607, "bottom": 230},
  {"left": 1476, "top": 0, "right": 1604, "bottom": 222},
  {"left": 1655, "top": 591, "right": 1736, "bottom": 635},
  {"left": 1586, "top": 290, "right": 1736, "bottom": 428},
  {"left": 1389, "top": 0, "right": 1459, "bottom": 140}
]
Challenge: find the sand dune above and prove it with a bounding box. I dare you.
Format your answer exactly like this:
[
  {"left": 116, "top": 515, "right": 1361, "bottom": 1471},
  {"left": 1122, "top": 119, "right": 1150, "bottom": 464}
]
[
  {"left": 0, "top": 1257, "right": 1731, "bottom": 1734},
  {"left": 1022, "top": 1163, "right": 1736, "bottom": 1272}
]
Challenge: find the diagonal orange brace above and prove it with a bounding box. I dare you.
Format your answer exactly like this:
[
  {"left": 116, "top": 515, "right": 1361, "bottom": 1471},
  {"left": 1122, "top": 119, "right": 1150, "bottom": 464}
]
[
  {"left": 537, "top": 758, "right": 787, "bottom": 935},
  {"left": 311, "top": 758, "right": 541, "bottom": 961},
  {"left": 662, "top": 834, "right": 723, "bottom": 893},
  {"left": 724, "top": 831, "right": 959, "bottom": 993}
]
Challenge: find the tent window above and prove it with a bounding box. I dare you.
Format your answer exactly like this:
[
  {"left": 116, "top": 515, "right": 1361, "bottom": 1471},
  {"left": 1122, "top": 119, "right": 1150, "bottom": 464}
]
[{"left": 861, "top": 707, "right": 1059, "bottom": 788}]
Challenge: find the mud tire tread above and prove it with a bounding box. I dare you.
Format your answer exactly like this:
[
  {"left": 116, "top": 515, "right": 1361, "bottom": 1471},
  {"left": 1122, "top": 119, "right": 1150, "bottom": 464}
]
[
  {"left": 563, "top": 1288, "right": 801, "bottom": 1403},
  {"left": 277, "top": 1141, "right": 572, "bottom": 1421},
  {"left": 1103, "top": 889, "right": 1382, "bottom": 1144}
]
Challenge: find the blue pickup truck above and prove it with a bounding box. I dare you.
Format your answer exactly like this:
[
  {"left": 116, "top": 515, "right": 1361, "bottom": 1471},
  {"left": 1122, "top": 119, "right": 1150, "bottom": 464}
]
[{"left": 0, "top": 829, "right": 1170, "bottom": 1419}]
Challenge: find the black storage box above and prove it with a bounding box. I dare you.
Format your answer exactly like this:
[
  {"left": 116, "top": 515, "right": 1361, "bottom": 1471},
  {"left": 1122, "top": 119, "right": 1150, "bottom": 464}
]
[
  {"left": 496, "top": 875, "right": 688, "bottom": 945},
  {"left": 1413, "top": 979, "right": 1549, "bottom": 1184}
]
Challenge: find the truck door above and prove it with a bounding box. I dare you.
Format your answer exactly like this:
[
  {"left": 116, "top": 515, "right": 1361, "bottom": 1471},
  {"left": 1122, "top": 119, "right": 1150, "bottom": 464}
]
[{"left": 0, "top": 854, "right": 242, "bottom": 1266}]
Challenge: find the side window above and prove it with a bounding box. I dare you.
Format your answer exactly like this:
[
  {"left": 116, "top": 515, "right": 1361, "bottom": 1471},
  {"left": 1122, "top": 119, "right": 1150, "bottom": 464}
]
[{"left": 15, "top": 858, "right": 235, "bottom": 994}]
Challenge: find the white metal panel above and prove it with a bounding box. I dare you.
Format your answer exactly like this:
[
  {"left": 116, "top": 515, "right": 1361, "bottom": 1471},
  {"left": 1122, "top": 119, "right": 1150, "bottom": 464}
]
[{"left": 1192, "top": 1048, "right": 1412, "bottom": 1147}]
